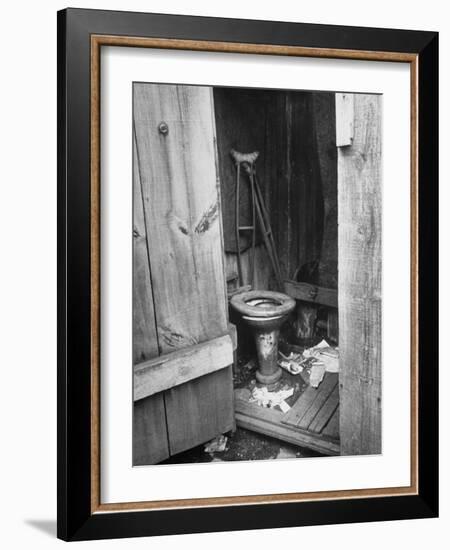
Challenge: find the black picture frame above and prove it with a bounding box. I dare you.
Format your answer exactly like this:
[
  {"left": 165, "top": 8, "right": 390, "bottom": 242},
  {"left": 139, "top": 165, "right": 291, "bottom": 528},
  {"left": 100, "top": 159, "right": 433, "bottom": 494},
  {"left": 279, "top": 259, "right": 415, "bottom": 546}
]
[{"left": 57, "top": 7, "right": 438, "bottom": 541}]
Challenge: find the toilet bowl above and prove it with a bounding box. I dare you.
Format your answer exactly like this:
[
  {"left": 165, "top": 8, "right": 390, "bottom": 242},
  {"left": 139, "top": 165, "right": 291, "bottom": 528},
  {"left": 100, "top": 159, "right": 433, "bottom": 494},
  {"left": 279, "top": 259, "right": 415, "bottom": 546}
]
[{"left": 230, "top": 290, "right": 296, "bottom": 388}]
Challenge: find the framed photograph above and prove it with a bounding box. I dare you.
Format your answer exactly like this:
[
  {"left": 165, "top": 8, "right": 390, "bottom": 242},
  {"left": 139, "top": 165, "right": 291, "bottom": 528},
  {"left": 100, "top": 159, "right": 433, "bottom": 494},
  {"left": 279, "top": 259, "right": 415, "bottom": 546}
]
[{"left": 57, "top": 8, "right": 438, "bottom": 541}]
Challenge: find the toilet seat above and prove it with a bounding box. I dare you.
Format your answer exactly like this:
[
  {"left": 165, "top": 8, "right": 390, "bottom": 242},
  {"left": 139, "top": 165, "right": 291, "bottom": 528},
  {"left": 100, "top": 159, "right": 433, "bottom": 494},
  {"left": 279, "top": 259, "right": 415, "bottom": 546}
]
[{"left": 230, "top": 290, "right": 295, "bottom": 318}]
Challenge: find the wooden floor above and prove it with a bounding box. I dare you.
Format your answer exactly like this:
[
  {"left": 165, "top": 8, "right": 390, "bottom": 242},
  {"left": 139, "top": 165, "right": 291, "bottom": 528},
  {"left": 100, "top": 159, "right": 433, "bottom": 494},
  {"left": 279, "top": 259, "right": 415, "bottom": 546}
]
[{"left": 235, "top": 373, "right": 340, "bottom": 455}]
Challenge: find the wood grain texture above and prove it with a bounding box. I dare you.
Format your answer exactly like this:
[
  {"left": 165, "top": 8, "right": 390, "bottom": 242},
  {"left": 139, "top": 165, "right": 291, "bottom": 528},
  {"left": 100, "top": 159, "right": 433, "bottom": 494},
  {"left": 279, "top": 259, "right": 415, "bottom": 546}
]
[
  {"left": 284, "top": 280, "right": 338, "bottom": 308},
  {"left": 225, "top": 246, "right": 272, "bottom": 290},
  {"left": 309, "top": 385, "right": 340, "bottom": 434},
  {"left": 132, "top": 120, "right": 169, "bottom": 466},
  {"left": 133, "top": 129, "right": 159, "bottom": 363},
  {"left": 134, "top": 334, "right": 233, "bottom": 400},
  {"left": 335, "top": 93, "right": 354, "bottom": 147},
  {"left": 322, "top": 408, "right": 340, "bottom": 440},
  {"left": 133, "top": 83, "right": 233, "bottom": 463},
  {"left": 282, "top": 373, "right": 338, "bottom": 430},
  {"left": 133, "top": 393, "right": 170, "bottom": 466},
  {"left": 165, "top": 367, "right": 235, "bottom": 455},
  {"left": 92, "top": 35, "right": 417, "bottom": 63},
  {"left": 235, "top": 396, "right": 340, "bottom": 455},
  {"left": 337, "top": 93, "right": 382, "bottom": 456},
  {"left": 313, "top": 92, "right": 338, "bottom": 289},
  {"left": 134, "top": 83, "right": 228, "bottom": 351}
]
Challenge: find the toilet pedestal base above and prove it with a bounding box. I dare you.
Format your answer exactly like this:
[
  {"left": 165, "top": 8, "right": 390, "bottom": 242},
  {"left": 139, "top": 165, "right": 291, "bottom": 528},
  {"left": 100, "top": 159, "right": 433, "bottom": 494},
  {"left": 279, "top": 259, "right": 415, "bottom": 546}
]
[
  {"left": 244, "top": 316, "right": 284, "bottom": 389},
  {"left": 255, "top": 368, "right": 282, "bottom": 389}
]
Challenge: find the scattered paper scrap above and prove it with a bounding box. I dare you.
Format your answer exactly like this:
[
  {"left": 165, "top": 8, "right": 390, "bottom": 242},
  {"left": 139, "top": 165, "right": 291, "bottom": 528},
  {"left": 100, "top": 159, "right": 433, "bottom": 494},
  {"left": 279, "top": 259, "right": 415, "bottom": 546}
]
[
  {"left": 309, "top": 364, "right": 326, "bottom": 388},
  {"left": 204, "top": 435, "right": 228, "bottom": 453},
  {"left": 279, "top": 400, "right": 291, "bottom": 413},
  {"left": 303, "top": 339, "right": 339, "bottom": 376},
  {"left": 278, "top": 351, "right": 305, "bottom": 375},
  {"left": 250, "top": 386, "right": 294, "bottom": 409}
]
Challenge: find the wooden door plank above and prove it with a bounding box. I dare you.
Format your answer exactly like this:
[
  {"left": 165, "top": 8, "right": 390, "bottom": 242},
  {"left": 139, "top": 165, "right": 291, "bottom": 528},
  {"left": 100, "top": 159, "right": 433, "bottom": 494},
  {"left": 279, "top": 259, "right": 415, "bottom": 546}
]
[
  {"left": 165, "top": 367, "right": 235, "bottom": 456},
  {"left": 337, "top": 94, "right": 382, "bottom": 455},
  {"left": 309, "top": 385, "right": 340, "bottom": 434},
  {"left": 134, "top": 333, "right": 233, "bottom": 400},
  {"left": 133, "top": 393, "right": 170, "bottom": 466},
  {"left": 132, "top": 129, "right": 159, "bottom": 363},
  {"left": 132, "top": 123, "right": 169, "bottom": 466}
]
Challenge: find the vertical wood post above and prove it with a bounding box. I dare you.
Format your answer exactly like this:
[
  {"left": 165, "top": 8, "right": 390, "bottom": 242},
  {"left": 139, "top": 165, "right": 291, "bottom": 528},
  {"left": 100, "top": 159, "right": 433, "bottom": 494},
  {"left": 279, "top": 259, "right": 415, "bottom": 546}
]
[{"left": 337, "top": 93, "right": 382, "bottom": 455}]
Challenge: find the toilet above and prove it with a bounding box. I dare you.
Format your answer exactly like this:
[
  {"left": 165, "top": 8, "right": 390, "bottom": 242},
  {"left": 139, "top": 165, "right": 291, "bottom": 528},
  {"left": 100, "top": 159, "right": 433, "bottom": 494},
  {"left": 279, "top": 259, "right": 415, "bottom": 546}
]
[{"left": 230, "top": 290, "right": 296, "bottom": 388}]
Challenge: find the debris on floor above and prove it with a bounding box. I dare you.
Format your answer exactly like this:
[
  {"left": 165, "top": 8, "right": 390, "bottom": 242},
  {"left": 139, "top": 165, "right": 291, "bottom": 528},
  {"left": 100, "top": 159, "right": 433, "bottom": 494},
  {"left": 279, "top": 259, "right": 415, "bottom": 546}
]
[
  {"left": 204, "top": 435, "right": 228, "bottom": 453},
  {"left": 278, "top": 350, "right": 304, "bottom": 375},
  {"left": 309, "top": 363, "right": 326, "bottom": 388},
  {"left": 302, "top": 339, "right": 340, "bottom": 387},
  {"left": 161, "top": 426, "right": 324, "bottom": 464},
  {"left": 249, "top": 385, "right": 294, "bottom": 410}
]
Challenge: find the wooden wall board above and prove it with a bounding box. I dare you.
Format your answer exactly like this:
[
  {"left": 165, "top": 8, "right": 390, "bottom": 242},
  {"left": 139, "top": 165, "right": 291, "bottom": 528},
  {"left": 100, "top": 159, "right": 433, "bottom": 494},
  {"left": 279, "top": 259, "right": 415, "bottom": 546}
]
[
  {"left": 313, "top": 92, "right": 338, "bottom": 289},
  {"left": 284, "top": 279, "right": 338, "bottom": 308}
]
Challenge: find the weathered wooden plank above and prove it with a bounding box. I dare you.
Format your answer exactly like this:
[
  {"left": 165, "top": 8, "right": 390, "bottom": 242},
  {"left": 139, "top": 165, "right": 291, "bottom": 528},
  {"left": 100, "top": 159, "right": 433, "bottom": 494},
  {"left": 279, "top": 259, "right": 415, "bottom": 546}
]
[
  {"left": 297, "top": 375, "right": 338, "bottom": 430},
  {"left": 134, "top": 83, "right": 228, "bottom": 350},
  {"left": 282, "top": 373, "right": 337, "bottom": 429},
  {"left": 132, "top": 122, "right": 169, "bottom": 466},
  {"left": 322, "top": 408, "right": 340, "bottom": 440},
  {"left": 309, "top": 385, "right": 340, "bottom": 434},
  {"left": 165, "top": 367, "right": 235, "bottom": 456},
  {"left": 235, "top": 397, "right": 340, "bottom": 455},
  {"left": 290, "top": 92, "right": 325, "bottom": 281},
  {"left": 337, "top": 93, "right": 382, "bottom": 456},
  {"left": 132, "top": 129, "right": 159, "bottom": 363},
  {"left": 134, "top": 334, "right": 233, "bottom": 400},
  {"left": 133, "top": 393, "right": 170, "bottom": 466},
  {"left": 225, "top": 246, "right": 272, "bottom": 291},
  {"left": 284, "top": 279, "right": 338, "bottom": 308},
  {"left": 327, "top": 308, "right": 339, "bottom": 344},
  {"left": 313, "top": 92, "right": 338, "bottom": 289},
  {"left": 281, "top": 383, "right": 319, "bottom": 427}
]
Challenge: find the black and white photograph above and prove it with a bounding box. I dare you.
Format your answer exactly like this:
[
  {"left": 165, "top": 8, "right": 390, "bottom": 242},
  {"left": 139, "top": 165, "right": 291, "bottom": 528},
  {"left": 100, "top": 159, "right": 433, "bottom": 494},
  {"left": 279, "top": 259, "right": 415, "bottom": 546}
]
[{"left": 132, "top": 83, "right": 382, "bottom": 466}]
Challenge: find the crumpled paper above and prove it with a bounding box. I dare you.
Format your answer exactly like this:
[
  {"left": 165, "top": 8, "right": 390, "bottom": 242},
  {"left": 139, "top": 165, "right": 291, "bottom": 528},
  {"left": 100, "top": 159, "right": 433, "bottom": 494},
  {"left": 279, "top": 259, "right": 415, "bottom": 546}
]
[
  {"left": 303, "top": 339, "right": 339, "bottom": 374},
  {"left": 249, "top": 386, "right": 294, "bottom": 409}
]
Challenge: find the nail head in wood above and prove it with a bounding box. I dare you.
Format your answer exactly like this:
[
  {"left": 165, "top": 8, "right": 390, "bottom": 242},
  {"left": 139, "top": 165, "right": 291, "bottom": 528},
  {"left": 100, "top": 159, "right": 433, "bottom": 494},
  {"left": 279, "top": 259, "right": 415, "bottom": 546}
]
[{"left": 158, "top": 121, "right": 169, "bottom": 135}]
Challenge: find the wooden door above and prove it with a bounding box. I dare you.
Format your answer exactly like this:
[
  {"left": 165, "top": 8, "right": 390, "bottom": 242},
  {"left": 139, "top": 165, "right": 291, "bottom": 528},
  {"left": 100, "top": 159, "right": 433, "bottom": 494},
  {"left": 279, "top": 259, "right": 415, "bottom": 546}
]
[{"left": 133, "top": 83, "right": 235, "bottom": 465}]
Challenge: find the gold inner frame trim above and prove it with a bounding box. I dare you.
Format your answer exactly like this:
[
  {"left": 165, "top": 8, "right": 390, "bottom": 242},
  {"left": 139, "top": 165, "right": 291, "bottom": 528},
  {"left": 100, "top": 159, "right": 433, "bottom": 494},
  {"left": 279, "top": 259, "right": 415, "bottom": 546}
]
[{"left": 90, "top": 34, "right": 419, "bottom": 514}]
